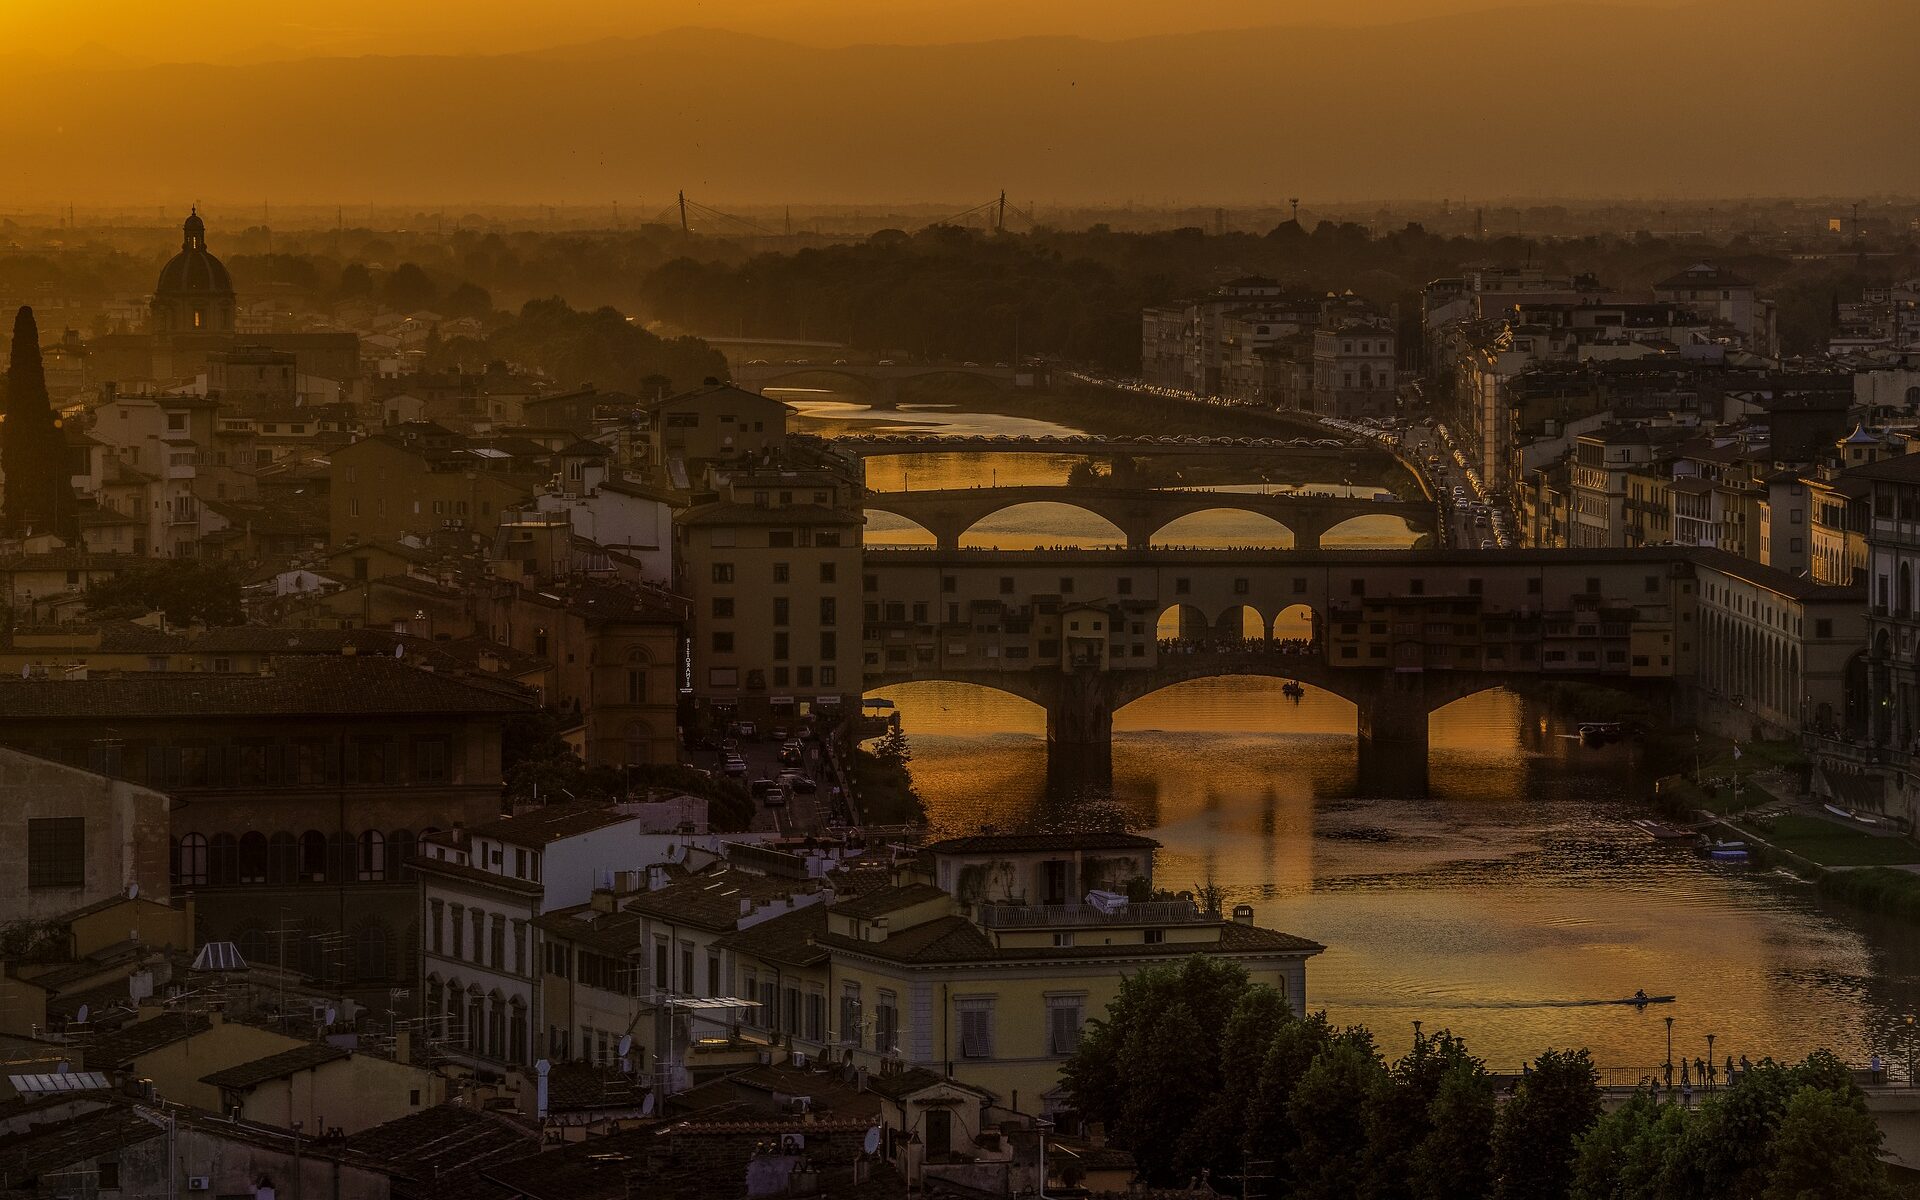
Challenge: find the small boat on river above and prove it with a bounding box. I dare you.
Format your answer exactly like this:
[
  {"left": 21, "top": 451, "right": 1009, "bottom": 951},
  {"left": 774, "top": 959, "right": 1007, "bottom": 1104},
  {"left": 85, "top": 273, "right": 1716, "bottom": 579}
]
[{"left": 1608, "top": 992, "right": 1677, "bottom": 1007}]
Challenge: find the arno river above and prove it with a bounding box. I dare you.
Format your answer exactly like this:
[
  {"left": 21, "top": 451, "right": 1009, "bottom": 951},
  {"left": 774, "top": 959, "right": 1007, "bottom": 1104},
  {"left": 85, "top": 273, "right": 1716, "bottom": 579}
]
[{"left": 787, "top": 389, "right": 1919, "bottom": 1076}]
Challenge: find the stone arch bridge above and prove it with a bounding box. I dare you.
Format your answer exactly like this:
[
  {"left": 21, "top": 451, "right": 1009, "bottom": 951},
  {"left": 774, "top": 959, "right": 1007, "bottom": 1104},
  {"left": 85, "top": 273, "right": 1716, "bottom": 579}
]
[
  {"left": 860, "top": 547, "right": 1719, "bottom": 796},
  {"left": 864, "top": 485, "right": 1437, "bottom": 549}
]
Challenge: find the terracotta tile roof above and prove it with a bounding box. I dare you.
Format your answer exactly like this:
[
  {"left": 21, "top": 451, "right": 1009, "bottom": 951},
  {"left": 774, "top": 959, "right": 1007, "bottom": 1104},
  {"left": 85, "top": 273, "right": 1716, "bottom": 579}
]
[
  {"left": 534, "top": 906, "right": 645, "bottom": 957},
  {"left": 818, "top": 915, "right": 1322, "bottom": 966},
  {"left": 80, "top": 1012, "right": 210, "bottom": 1069},
  {"left": 544, "top": 1061, "right": 649, "bottom": 1112},
  {"left": 345, "top": 1105, "right": 537, "bottom": 1200},
  {"left": 0, "top": 656, "right": 536, "bottom": 718},
  {"left": 622, "top": 866, "right": 816, "bottom": 933},
  {"left": 713, "top": 904, "right": 829, "bottom": 968},
  {"left": 0, "top": 1105, "right": 162, "bottom": 1184},
  {"left": 469, "top": 804, "right": 637, "bottom": 847},
  {"left": 828, "top": 883, "right": 949, "bottom": 921},
  {"left": 200, "top": 1043, "right": 348, "bottom": 1090}
]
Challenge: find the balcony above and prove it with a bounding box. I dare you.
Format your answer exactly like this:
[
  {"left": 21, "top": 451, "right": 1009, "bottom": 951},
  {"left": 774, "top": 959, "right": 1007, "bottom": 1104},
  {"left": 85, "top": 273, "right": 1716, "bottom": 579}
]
[{"left": 973, "top": 899, "right": 1208, "bottom": 928}]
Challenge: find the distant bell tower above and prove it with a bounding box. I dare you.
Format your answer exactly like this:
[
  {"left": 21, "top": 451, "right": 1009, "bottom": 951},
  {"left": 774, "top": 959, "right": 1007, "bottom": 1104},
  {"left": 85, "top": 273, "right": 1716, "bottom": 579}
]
[{"left": 150, "top": 207, "right": 237, "bottom": 335}]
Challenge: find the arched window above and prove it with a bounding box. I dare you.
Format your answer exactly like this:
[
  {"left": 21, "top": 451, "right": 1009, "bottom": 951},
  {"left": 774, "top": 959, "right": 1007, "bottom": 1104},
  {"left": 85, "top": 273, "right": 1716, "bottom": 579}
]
[
  {"left": 177, "top": 833, "right": 209, "bottom": 886},
  {"left": 268, "top": 833, "right": 298, "bottom": 885},
  {"left": 237, "top": 833, "right": 268, "bottom": 884},
  {"left": 356, "top": 923, "right": 389, "bottom": 980},
  {"left": 300, "top": 831, "right": 328, "bottom": 881},
  {"left": 387, "top": 829, "right": 416, "bottom": 881},
  {"left": 466, "top": 990, "right": 485, "bottom": 1052},
  {"left": 358, "top": 830, "right": 386, "bottom": 882}
]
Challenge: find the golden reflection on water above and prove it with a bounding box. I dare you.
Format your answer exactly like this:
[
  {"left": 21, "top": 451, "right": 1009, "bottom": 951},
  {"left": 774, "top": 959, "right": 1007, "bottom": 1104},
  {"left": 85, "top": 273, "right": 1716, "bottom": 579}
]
[
  {"left": 875, "top": 678, "right": 1893, "bottom": 1072},
  {"left": 823, "top": 391, "right": 1903, "bottom": 1074}
]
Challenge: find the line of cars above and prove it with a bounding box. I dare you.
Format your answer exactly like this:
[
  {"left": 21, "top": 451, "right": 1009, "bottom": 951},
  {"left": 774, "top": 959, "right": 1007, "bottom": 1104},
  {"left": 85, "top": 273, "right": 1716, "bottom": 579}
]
[{"left": 840, "top": 432, "right": 1351, "bottom": 448}]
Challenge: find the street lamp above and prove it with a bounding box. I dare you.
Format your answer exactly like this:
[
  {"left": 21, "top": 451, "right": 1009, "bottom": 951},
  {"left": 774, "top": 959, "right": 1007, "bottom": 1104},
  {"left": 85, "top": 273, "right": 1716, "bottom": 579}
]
[
  {"left": 1664, "top": 1017, "right": 1675, "bottom": 1093},
  {"left": 1905, "top": 1014, "right": 1915, "bottom": 1087}
]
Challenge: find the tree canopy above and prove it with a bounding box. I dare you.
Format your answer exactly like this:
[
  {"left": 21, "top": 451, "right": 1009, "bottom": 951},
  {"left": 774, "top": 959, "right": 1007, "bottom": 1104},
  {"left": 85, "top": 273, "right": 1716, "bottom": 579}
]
[{"left": 83, "top": 558, "right": 244, "bottom": 626}]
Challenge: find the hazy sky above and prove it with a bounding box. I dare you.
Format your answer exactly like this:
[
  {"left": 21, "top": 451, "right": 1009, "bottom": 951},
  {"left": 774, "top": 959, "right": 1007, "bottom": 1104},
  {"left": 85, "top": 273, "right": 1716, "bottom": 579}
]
[
  {"left": 4, "top": 0, "right": 1677, "bottom": 60},
  {"left": 1, "top": 0, "right": 1909, "bottom": 207}
]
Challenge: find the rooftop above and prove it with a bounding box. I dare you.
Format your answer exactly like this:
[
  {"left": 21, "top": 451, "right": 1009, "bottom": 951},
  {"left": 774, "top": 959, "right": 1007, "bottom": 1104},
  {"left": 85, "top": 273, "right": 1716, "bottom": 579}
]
[
  {"left": 0, "top": 656, "right": 535, "bottom": 719},
  {"left": 469, "top": 804, "right": 639, "bottom": 848},
  {"left": 200, "top": 1042, "right": 349, "bottom": 1090}
]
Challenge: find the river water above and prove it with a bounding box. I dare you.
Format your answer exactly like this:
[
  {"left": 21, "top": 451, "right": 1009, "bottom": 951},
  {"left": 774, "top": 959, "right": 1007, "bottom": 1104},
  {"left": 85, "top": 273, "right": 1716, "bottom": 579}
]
[{"left": 785, "top": 388, "right": 1918, "bottom": 1076}]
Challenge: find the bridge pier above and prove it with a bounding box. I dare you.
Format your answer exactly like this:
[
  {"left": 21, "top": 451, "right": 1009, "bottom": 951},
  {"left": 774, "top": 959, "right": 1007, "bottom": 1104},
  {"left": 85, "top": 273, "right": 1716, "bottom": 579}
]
[
  {"left": 1355, "top": 674, "right": 1431, "bottom": 798},
  {"left": 1043, "top": 670, "right": 1117, "bottom": 798}
]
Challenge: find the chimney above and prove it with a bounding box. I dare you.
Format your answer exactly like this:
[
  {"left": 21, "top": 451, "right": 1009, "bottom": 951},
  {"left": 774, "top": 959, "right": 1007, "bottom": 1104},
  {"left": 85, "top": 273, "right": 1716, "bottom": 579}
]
[{"left": 1231, "top": 904, "right": 1255, "bottom": 926}]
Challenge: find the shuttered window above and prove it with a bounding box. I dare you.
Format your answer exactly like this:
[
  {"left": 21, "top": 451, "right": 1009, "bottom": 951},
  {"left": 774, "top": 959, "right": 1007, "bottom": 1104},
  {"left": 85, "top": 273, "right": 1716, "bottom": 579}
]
[
  {"left": 1047, "top": 995, "right": 1085, "bottom": 1056},
  {"left": 28, "top": 818, "right": 84, "bottom": 888},
  {"left": 957, "top": 997, "right": 995, "bottom": 1059}
]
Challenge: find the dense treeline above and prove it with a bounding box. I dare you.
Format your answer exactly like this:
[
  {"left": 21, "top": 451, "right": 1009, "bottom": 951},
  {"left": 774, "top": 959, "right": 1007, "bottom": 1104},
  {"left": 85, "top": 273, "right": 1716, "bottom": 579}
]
[
  {"left": 11, "top": 218, "right": 1915, "bottom": 362},
  {"left": 435, "top": 297, "right": 728, "bottom": 396},
  {"left": 1062, "top": 957, "right": 1898, "bottom": 1200}
]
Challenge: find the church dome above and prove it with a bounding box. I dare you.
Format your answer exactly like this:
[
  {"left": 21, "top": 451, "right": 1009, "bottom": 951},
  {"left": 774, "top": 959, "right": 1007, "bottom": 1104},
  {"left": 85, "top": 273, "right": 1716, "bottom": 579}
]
[{"left": 155, "top": 207, "right": 234, "bottom": 300}]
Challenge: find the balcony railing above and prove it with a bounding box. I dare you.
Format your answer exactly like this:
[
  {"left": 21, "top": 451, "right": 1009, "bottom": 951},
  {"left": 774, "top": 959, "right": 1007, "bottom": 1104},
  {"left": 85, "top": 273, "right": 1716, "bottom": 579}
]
[{"left": 974, "top": 899, "right": 1207, "bottom": 927}]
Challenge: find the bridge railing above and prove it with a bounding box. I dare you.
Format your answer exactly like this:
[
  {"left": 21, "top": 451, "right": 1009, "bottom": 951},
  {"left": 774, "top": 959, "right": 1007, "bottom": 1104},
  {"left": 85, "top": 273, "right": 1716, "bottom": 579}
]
[{"left": 973, "top": 899, "right": 1208, "bottom": 927}]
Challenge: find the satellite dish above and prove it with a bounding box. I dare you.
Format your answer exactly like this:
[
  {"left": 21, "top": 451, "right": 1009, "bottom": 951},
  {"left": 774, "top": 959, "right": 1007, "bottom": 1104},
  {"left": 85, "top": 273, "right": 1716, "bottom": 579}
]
[
  {"left": 664, "top": 843, "right": 684, "bottom": 863},
  {"left": 617, "top": 1034, "right": 633, "bottom": 1057},
  {"left": 75, "top": 1004, "right": 90, "bottom": 1025},
  {"left": 863, "top": 1127, "right": 881, "bottom": 1156},
  {"left": 394, "top": 644, "right": 405, "bottom": 659},
  {"left": 535, "top": 1058, "right": 551, "bottom": 1077},
  {"left": 322, "top": 1007, "right": 337, "bottom": 1027},
  {"left": 127, "top": 882, "right": 140, "bottom": 900},
  {"left": 640, "top": 1092, "right": 656, "bottom": 1116},
  {"left": 56, "top": 1060, "right": 71, "bottom": 1074}
]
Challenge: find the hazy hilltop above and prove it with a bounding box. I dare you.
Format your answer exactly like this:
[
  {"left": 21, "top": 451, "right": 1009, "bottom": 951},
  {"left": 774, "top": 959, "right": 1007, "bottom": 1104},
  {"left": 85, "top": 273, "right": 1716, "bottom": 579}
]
[{"left": 2, "top": 0, "right": 1913, "bottom": 206}]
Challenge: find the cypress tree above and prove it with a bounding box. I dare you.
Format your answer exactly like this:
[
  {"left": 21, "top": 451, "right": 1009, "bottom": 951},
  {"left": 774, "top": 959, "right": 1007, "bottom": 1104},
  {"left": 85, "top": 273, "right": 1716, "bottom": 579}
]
[{"left": 1, "top": 306, "right": 76, "bottom": 539}]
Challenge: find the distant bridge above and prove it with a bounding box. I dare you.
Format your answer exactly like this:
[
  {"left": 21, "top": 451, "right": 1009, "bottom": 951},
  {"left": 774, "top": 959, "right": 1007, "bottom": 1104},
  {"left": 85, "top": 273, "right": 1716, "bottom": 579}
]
[
  {"left": 729, "top": 360, "right": 1029, "bottom": 405},
  {"left": 863, "top": 484, "right": 1436, "bottom": 549},
  {"left": 833, "top": 433, "right": 1375, "bottom": 460}
]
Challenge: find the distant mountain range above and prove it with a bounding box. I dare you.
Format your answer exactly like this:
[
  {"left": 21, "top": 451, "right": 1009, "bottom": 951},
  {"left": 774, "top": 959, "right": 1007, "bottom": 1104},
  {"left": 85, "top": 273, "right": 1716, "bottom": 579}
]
[{"left": 2, "top": 0, "right": 1912, "bottom": 207}]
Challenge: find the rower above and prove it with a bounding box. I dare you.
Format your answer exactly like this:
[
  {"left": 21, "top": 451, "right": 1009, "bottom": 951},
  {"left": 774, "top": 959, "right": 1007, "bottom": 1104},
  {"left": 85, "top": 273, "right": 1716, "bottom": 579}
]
[{"left": 1633, "top": 989, "right": 1648, "bottom": 1005}]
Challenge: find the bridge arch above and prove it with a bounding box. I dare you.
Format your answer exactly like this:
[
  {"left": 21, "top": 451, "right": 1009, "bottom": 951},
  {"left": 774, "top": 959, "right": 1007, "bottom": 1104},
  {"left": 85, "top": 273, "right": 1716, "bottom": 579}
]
[
  {"left": 1271, "top": 602, "right": 1321, "bottom": 644},
  {"left": 1156, "top": 603, "right": 1213, "bottom": 642},
  {"left": 1321, "top": 510, "right": 1427, "bottom": 548},
  {"left": 858, "top": 503, "right": 942, "bottom": 547},
  {"left": 957, "top": 502, "right": 1128, "bottom": 550},
  {"left": 1214, "top": 603, "right": 1269, "bottom": 641},
  {"left": 1149, "top": 507, "right": 1297, "bottom": 550}
]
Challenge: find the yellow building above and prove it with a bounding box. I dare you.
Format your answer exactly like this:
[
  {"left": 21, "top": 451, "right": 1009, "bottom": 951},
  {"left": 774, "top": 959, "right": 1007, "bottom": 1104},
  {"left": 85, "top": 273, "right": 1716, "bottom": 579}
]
[
  {"left": 676, "top": 472, "right": 865, "bottom": 728},
  {"left": 202, "top": 1040, "right": 445, "bottom": 1134},
  {"left": 720, "top": 834, "right": 1320, "bottom": 1117}
]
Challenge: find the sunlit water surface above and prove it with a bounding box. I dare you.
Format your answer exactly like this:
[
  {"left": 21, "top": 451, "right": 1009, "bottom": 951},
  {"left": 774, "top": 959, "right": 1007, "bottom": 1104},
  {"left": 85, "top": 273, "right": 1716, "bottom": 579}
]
[{"left": 789, "top": 390, "right": 1918, "bottom": 1074}]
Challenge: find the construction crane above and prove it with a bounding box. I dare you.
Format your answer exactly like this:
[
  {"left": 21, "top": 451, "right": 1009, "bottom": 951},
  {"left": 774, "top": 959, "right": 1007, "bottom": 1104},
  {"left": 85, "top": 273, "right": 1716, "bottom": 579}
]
[
  {"left": 652, "top": 192, "right": 780, "bottom": 240},
  {"left": 936, "top": 191, "right": 1036, "bottom": 231}
]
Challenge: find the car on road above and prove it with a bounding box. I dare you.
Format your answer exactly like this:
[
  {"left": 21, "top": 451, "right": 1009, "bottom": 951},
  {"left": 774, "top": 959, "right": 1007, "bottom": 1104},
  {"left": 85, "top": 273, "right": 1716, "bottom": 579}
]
[
  {"left": 780, "top": 772, "right": 818, "bottom": 794},
  {"left": 722, "top": 757, "right": 748, "bottom": 777}
]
